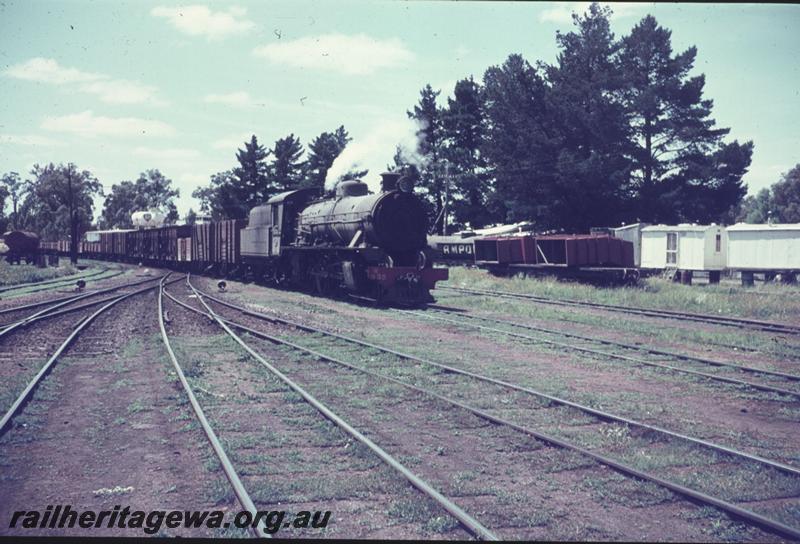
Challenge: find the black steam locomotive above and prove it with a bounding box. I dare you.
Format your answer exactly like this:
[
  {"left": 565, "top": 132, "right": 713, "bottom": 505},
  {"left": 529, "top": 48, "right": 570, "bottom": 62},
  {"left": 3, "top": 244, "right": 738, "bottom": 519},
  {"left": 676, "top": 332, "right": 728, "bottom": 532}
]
[
  {"left": 241, "top": 172, "right": 447, "bottom": 302},
  {"left": 40, "top": 172, "right": 448, "bottom": 304}
]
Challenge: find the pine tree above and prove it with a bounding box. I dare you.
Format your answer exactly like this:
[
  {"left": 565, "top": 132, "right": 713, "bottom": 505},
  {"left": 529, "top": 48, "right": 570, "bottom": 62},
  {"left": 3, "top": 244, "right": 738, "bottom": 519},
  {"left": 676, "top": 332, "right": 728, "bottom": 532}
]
[
  {"left": 303, "top": 126, "right": 351, "bottom": 191},
  {"left": 618, "top": 14, "right": 749, "bottom": 222},
  {"left": 482, "top": 54, "right": 558, "bottom": 225},
  {"left": 268, "top": 134, "right": 305, "bottom": 192},
  {"left": 544, "top": 3, "right": 632, "bottom": 230},
  {"left": 408, "top": 85, "right": 449, "bottom": 233},
  {"left": 441, "top": 77, "right": 493, "bottom": 229},
  {"left": 233, "top": 135, "right": 272, "bottom": 207}
]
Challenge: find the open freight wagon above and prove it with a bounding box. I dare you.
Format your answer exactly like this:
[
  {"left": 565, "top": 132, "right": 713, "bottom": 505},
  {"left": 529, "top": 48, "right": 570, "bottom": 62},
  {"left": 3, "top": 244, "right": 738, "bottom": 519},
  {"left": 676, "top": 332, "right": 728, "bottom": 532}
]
[{"left": 474, "top": 234, "right": 638, "bottom": 284}]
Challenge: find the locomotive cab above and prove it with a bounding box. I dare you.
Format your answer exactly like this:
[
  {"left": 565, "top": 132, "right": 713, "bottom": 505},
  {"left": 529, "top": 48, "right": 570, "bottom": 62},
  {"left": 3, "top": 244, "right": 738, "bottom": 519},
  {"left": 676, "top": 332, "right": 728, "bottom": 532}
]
[{"left": 241, "top": 188, "right": 319, "bottom": 258}]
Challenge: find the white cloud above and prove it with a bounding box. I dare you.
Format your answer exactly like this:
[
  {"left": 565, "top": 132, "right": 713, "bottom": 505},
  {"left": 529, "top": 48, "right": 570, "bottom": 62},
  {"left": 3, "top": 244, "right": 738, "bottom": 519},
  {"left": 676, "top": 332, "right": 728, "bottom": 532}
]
[
  {"left": 5, "top": 57, "right": 165, "bottom": 105},
  {"left": 151, "top": 5, "right": 255, "bottom": 40},
  {"left": 133, "top": 147, "right": 200, "bottom": 160},
  {"left": 539, "top": 2, "right": 650, "bottom": 24},
  {"left": 41, "top": 111, "right": 176, "bottom": 138},
  {"left": 211, "top": 133, "right": 255, "bottom": 151},
  {"left": 81, "top": 80, "right": 164, "bottom": 105},
  {"left": 0, "top": 133, "right": 64, "bottom": 147},
  {"left": 253, "top": 33, "right": 414, "bottom": 75},
  {"left": 204, "top": 91, "right": 252, "bottom": 107},
  {"left": 4, "top": 57, "right": 103, "bottom": 84}
]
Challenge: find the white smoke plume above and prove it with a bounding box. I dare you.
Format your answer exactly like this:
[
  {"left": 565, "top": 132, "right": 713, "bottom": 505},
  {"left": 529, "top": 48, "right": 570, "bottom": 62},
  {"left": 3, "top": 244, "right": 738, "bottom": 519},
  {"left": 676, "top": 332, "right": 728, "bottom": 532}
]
[{"left": 324, "top": 117, "right": 428, "bottom": 193}]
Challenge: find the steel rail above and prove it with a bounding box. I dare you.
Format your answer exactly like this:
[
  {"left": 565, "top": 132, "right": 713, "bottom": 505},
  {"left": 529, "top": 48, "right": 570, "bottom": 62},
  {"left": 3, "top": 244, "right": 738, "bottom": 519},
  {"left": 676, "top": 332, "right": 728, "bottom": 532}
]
[
  {"left": 412, "top": 309, "right": 800, "bottom": 399},
  {"left": 0, "top": 276, "right": 170, "bottom": 437},
  {"left": 174, "top": 283, "right": 800, "bottom": 541},
  {"left": 0, "top": 274, "right": 165, "bottom": 340},
  {"left": 426, "top": 306, "right": 800, "bottom": 382},
  {"left": 0, "top": 292, "right": 89, "bottom": 317},
  {"left": 0, "top": 266, "right": 113, "bottom": 295},
  {"left": 157, "top": 278, "right": 266, "bottom": 539},
  {"left": 187, "top": 286, "right": 800, "bottom": 478},
  {"left": 13, "top": 269, "right": 127, "bottom": 296},
  {"left": 0, "top": 269, "right": 126, "bottom": 299},
  {"left": 182, "top": 277, "right": 499, "bottom": 541},
  {"left": 441, "top": 286, "right": 800, "bottom": 335}
]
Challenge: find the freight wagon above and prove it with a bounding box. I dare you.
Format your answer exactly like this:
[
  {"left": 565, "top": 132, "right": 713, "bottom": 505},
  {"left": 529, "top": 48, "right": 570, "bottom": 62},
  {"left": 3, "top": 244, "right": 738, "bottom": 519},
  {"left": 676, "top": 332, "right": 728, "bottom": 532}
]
[{"left": 472, "top": 233, "right": 638, "bottom": 284}]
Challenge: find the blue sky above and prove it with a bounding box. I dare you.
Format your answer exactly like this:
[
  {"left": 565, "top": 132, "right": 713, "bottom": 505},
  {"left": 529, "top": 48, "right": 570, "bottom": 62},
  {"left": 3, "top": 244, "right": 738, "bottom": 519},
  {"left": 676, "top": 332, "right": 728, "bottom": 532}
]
[{"left": 1, "top": 1, "right": 798, "bottom": 218}]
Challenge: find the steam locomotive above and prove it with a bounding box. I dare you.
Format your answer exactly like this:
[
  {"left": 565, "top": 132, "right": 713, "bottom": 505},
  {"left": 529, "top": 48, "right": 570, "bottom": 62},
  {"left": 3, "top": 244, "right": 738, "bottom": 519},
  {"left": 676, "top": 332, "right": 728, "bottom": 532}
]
[{"left": 40, "top": 172, "right": 448, "bottom": 304}]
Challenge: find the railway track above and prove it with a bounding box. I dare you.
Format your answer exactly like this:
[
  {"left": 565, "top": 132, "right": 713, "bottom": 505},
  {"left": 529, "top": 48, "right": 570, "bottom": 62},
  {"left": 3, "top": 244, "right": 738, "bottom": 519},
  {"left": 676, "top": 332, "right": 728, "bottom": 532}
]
[
  {"left": 162, "top": 278, "right": 497, "bottom": 540},
  {"left": 156, "top": 277, "right": 268, "bottom": 538},
  {"left": 173, "top": 278, "right": 800, "bottom": 540},
  {"left": 411, "top": 307, "right": 800, "bottom": 400},
  {"left": 0, "top": 266, "right": 125, "bottom": 297},
  {"left": 0, "top": 274, "right": 170, "bottom": 436},
  {"left": 441, "top": 286, "right": 800, "bottom": 336},
  {"left": 0, "top": 274, "right": 167, "bottom": 340}
]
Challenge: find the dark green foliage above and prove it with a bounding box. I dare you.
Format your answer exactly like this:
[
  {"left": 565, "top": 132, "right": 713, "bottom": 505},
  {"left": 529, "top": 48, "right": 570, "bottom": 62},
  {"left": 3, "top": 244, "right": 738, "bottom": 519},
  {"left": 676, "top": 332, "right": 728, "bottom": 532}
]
[
  {"left": 18, "top": 163, "right": 103, "bottom": 261},
  {"left": 269, "top": 134, "right": 305, "bottom": 192},
  {"left": 618, "top": 13, "right": 751, "bottom": 223},
  {"left": 303, "top": 126, "right": 351, "bottom": 191},
  {"left": 192, "top": 135, "right": 273, "bottom": 220},
  {"left": 482, "top": 54, "right": 556, "bottom": 225},
  {"left": 0, "top": 171, "right": 26, "bottom": 231},
  {"left": 100, "top": 169, "right": 180, "bottom": 228},
  {"left": 738, "top": 164, "right": 800, "bottom": 223},
  {"left": 407, "top": 3, "right": 753, "bottom": 231},
  {"left": 407, "top": 85, "right": 449, "bottom": 233},
  {"left": 192, "top": 170, "right": 242, "bottom": 220},
  {"left": 234, "top": 135, "right": 272, "bottom": 208},
  {"left": 442, "top": 77, "right": 494, "bottom": 229},
  {"left": 544, "top": 4, "right": 633, "bottom": 231}
]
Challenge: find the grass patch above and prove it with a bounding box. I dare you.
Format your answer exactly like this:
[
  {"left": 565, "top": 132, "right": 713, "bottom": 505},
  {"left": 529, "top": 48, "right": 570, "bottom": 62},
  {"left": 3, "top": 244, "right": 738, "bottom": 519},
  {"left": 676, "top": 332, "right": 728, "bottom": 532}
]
[{"left": 0, "top": 260, "right": 78, "bottom": 286}]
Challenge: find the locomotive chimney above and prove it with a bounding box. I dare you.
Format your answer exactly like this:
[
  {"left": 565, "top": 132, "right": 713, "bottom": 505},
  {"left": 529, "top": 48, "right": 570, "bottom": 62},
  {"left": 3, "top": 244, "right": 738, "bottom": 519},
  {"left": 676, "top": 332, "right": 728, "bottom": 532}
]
[{"left": 380, "top": 172, "right": 401, "bottom": 192}]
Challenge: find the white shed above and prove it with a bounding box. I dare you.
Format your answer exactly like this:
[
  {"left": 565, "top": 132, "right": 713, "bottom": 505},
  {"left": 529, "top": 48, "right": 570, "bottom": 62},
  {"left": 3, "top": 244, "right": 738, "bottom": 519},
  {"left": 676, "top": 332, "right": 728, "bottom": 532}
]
[
  {"left": 726, "top": 223, "right": 800, "bottom": 272},
  {"left": 612, "top": 223, "right": 649, "bottom": 267},
  {"left": 640, "top": 224, "right": 727, "bottom": 272}
]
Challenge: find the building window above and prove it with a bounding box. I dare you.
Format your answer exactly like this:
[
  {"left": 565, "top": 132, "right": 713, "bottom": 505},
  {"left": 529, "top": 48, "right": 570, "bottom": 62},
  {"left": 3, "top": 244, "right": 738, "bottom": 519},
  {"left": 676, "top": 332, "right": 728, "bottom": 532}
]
[
  {"left": 715, "top": 233, "right": 721, "bottom": 252},
  {"left": 271, "top": 205, "right": 279, "bottom": 227},
  {"left": 666, "top": 232, "right": 677, "bottom": 265}
]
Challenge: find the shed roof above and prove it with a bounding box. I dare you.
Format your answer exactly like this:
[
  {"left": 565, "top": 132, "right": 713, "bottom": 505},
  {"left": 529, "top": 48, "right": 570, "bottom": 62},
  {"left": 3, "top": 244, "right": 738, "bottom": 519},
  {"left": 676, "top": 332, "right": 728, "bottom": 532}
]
[
  {"left": 613, "top": 222, "right": 649, "bottom": 232},
  {"left": 726, "top": 223, "right": 800, "bottom": 232},
  {"left": 642, "top": 224, "right": 723, "bottom": 233}
]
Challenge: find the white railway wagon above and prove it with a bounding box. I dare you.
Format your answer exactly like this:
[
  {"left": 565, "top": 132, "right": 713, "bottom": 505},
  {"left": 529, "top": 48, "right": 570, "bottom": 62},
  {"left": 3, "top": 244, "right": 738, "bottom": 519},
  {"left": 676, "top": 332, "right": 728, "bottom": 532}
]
[
  {"left": 612, "top": 223, "right": 649, "bottom": 267},
  {"left": 641, "top": 224, "right": 727, "bottom": 284},
  {"left": 726, "top": 223, "right": 800, "bottom": 284}
]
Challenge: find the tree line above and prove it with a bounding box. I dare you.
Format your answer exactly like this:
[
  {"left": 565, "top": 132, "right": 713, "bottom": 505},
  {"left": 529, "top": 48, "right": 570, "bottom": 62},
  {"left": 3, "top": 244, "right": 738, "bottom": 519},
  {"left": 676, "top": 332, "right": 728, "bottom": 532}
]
[
  {"left": 0, "top": 3, "right": 796, "bottom": 242},
  {"left": 400, "top": 4, "right": 755, "bottom": 233}
]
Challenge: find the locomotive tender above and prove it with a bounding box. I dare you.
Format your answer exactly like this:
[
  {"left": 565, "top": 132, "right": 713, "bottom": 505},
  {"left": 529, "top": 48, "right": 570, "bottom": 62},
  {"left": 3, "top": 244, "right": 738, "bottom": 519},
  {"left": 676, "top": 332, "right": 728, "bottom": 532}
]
[{"left": 40, "top": 172, "right": 448, "bottom": 304}]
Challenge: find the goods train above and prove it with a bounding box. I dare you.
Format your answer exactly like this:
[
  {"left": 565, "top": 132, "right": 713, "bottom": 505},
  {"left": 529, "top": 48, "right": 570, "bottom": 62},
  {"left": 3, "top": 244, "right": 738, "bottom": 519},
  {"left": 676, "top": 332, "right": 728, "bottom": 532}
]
[{"left": 36, "top": 172, "right": 448, "bottom": 304}]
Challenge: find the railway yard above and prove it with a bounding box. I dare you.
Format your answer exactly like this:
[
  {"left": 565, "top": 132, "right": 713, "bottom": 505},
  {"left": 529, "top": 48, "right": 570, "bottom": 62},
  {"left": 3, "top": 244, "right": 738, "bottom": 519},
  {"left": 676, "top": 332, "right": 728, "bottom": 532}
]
[{"left": 0, "top": 262, "right": 798, "bottom": 540}]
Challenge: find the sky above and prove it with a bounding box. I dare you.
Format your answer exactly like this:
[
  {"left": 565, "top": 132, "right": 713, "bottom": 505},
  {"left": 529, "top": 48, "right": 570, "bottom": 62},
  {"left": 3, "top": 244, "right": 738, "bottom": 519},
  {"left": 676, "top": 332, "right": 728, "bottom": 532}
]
[{"left": 1, "top": 1, "right": 798, "bottom": 219}]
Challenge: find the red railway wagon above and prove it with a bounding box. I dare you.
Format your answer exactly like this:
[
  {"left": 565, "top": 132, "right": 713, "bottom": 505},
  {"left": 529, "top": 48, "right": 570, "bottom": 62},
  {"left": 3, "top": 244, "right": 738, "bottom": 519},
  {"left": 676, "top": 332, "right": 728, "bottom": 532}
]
[
  {"left": 474, "top": 233, "right": 637, "bottom": 283},
  {"left": 213, "top": 219, "right": 244, "bottom": 265},
  {"left": 191, "top": 223, "right": 213, "bottom": 264},
  {"left": 158, "top": 225, "right": 193, "bottom": 262}
]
